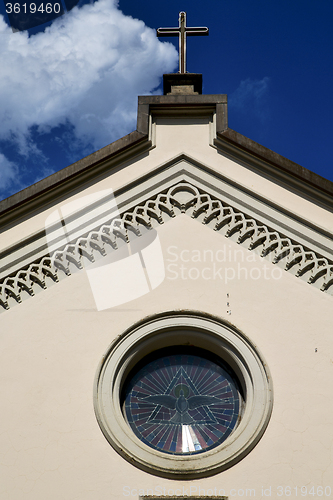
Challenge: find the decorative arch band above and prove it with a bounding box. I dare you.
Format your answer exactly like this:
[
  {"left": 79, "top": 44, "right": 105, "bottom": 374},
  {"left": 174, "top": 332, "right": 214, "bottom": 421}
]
[{"left": 1, "top": 182, "right": 332, "bottom": 311}]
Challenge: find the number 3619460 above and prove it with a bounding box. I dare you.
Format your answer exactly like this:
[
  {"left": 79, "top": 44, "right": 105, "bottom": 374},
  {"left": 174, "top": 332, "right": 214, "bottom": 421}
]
[{"left": 6, "top": 3, "right": 61, "bottom": 14}]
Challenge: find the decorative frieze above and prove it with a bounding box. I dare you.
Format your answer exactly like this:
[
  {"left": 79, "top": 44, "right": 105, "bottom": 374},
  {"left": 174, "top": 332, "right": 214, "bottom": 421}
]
[{"left": 1, "top": 182, "right": 332, "bottom": 311}]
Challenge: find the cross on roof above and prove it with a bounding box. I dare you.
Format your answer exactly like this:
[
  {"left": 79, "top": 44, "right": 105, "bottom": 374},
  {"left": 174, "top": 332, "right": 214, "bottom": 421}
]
[{"left": 157, "top": 12, "right": 209, "bottom": 74}]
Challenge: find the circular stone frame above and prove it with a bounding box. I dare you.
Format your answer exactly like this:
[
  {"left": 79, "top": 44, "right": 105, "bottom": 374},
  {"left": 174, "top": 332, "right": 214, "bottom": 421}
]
[{"left": 93, "top": 313, "right": 273, "bottom": 478}]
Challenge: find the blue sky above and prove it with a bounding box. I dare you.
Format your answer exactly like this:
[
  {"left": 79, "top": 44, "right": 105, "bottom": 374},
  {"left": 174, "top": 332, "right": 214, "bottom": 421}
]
[{"left": 0, "top": 0, "right": 332, "bottom": 201}]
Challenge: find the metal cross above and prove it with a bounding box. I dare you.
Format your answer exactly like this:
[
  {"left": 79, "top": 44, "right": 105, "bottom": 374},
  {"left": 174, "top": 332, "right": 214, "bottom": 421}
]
[{"left": 157, "top": 12, "right": 209, "bottom": 74}]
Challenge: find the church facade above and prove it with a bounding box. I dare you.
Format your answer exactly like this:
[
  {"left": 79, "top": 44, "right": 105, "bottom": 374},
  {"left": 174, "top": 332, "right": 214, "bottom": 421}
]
[{"left": 0, "top": 74, "right": 333, "bottom": 500}]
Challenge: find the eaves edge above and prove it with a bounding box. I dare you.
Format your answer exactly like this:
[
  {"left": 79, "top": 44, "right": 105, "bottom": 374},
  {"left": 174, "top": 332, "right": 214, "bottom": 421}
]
[
  {"left": 0, "top": 130, "right": 150, "bottom": 228},
  {"left": 216, "top": 129, "right": 333, "bottom": 204},
  {"left": 1, "top": 92, "right": 333, "bottom": 227}
]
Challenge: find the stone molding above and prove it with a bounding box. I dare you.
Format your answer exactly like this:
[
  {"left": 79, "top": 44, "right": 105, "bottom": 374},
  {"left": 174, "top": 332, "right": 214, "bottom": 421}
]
[{"left": 1, "top": 181, "right": 332, "bottom": 311}]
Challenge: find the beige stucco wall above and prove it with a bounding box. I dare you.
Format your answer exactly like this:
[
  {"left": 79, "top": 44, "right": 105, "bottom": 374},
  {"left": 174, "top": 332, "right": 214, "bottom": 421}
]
[{"left": 1, "top": 212, "right": 332, "bottom": 500}]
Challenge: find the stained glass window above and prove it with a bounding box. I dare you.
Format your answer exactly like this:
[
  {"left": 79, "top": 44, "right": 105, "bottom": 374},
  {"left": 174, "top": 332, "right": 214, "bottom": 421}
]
[{"left": 123, "top": 348, "right": 241, "bottom": 455}]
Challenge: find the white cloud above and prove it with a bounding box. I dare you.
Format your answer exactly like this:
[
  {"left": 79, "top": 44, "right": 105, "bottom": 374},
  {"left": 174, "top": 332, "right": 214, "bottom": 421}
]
[
  {"left": 0, "top": 0, "right": 177, "bottom": 191},
  {"left": 0, "top": 153, "right": 18, "bottom": 192},
  {"left": 229, "top": 77, "right": 270, "bottom": 111}
]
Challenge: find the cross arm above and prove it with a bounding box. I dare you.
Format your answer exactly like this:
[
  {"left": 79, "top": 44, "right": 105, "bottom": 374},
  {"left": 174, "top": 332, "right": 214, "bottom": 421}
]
[
  {"left": 156, "top": 28, "right": 180, "bottom": 37},
  {"left": 186, "top": 27, "right": 209, "bottom": 36},
  {"left": 156, "top": 27, "right": 209, "bottom": 37}
]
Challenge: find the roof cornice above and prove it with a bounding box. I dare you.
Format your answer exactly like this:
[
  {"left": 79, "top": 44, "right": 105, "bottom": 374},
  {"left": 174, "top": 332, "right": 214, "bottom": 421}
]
[
  {"left": 216, "top": 129, "right": 333, "bottom": 203},
  {"left": 1, "top": 92, "right": 332, "bottom": 229},
  {"left": 0, "top": 131, "right": 151, "bottom": 229},
  {"left": 138, "top": 94, "right": 333, "bottom": 205}
]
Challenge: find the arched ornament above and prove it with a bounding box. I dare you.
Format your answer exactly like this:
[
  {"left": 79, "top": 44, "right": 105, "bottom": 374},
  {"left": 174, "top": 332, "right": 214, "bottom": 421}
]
[
  {"left": 93, "top": 313, "right": 273, "bottom": 478},
  {"left": 2, "top": 181, "right": 332, "bottom": 312}
]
